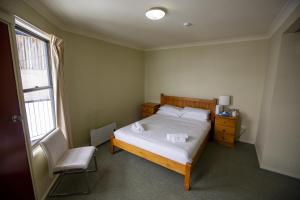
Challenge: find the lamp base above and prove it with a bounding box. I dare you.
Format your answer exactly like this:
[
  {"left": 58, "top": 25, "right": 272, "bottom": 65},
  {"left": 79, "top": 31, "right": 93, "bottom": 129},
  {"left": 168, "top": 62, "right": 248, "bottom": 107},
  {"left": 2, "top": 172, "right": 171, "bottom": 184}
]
[{"left": 216, "top": 105, "right": 223, "bottom": 115}]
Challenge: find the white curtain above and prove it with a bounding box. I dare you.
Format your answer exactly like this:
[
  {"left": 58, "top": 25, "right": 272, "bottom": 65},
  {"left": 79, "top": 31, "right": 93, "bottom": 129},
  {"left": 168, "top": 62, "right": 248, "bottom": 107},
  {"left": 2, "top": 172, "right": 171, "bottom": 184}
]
[{"left": 50, "top": 35, "right": 73, "bottom": 147}]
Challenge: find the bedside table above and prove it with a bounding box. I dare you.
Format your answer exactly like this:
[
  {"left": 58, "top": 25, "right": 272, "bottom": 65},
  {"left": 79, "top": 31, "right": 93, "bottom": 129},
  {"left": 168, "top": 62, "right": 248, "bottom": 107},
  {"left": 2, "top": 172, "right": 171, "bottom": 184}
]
[
  {"left": 214, "top": 115, "right": 238, "bottom": 148},
  {"left": 141, "top": 103, "right": 160, "bottom": 118}
]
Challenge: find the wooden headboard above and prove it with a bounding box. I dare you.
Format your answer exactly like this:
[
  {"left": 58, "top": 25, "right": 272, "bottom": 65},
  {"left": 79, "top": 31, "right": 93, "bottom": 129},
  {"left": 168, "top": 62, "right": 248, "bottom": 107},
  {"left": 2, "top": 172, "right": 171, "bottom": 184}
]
[{"left": 160, "top": 93, "right": 217, "bottom": 122}]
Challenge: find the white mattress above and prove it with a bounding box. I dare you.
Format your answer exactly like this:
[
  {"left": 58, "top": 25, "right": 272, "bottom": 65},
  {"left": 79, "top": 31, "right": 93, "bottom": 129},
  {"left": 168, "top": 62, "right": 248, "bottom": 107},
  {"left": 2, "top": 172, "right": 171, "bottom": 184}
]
[{"left": 114, "top": 114, "right": 211, "bottom": 164}]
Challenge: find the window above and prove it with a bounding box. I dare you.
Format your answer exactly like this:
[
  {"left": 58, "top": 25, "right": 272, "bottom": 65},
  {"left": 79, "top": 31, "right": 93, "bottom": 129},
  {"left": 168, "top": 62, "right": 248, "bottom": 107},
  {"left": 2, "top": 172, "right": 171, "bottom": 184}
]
[{"left": 15, "top": 22, "right": 56, "bottom": 145}]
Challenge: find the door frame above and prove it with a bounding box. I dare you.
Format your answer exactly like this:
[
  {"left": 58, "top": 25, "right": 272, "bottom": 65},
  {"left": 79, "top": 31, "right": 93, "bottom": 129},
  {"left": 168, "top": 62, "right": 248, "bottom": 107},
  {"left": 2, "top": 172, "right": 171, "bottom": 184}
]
[{"left": 0, "top": 10, "right": 38, "bottom": 200}]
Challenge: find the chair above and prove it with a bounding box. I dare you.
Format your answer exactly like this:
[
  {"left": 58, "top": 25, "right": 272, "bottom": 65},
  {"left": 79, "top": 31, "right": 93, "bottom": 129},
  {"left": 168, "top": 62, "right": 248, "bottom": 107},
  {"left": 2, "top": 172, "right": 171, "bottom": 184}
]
[{"left": 40, "top": 128, "right": 98, "bottom": 197}]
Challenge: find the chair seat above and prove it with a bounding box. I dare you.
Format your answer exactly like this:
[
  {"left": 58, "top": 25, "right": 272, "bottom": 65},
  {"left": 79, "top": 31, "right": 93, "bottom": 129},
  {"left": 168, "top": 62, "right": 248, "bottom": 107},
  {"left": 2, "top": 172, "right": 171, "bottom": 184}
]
[{"left": 54, "top": 146, "right": 96, "bottom": 173}]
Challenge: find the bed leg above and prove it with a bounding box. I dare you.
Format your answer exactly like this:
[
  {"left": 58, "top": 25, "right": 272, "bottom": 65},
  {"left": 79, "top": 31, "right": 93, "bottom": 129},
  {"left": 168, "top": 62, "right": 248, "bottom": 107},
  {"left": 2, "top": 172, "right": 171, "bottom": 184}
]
[
  {"left": 184, "top": 163, "right": 191, "bottom": 191},
  {"left": 110, "top": 134, "right": 115, "bottom": 154}
]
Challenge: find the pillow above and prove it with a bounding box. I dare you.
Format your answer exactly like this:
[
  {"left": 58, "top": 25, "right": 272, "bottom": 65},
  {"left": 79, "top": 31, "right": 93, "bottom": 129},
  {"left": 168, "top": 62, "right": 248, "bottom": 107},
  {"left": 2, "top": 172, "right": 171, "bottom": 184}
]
[
  {"left": 183, "top": 107, "right": 210, "bottom": 115},
  {"left": 160, "top": 104, "right": 182, "bottom": 111},
  {"left": 181, "top": 107, "right": 210, "bottom": 121},
  {"left": 157, "top": 109, "right": 181, "bottom": 117},
  {"left": 159, "top": 104, "right": 183, "bottom": 117},
  {"left": 181, "top": 112, "right": 209, "bottom": 121}
]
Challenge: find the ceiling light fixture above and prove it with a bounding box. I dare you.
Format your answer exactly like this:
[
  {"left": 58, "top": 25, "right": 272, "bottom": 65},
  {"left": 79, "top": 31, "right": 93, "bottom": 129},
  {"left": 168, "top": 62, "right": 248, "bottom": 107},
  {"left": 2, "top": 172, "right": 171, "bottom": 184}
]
[
  {"left": 183, "top": 22, "right": 193, "bottom": 27},
  {"left": 145, "top": 8, "right": 166, "bottom": 20}
]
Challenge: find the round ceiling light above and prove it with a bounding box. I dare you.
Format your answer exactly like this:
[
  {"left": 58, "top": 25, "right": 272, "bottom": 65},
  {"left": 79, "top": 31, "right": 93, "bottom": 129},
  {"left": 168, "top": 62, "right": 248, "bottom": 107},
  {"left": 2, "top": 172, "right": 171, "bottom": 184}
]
[
  {"left": 183, "top": 22, "right": 193, "bottom": 27},
  {"left": 145, "top": 8, "right": 166, "bottom": 20}
]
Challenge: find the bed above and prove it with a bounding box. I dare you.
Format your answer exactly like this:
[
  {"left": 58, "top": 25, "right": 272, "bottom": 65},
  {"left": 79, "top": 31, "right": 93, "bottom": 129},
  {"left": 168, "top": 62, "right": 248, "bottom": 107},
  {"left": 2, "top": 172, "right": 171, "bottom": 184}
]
[{"left": 110, "top": 94, "right": 217, "bottom": 191}]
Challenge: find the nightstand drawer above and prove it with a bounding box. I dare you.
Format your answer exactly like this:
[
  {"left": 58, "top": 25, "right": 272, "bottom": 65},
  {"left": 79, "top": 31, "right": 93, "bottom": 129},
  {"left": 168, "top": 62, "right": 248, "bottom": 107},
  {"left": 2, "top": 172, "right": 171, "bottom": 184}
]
[
  {"left": 141, "top": 103, "right": 160, "bottom": 119},
  {"left": 214, "top": 130, "right": 223, "bottom": 139},
  {"left": 214, "top": 131, "right": 234, "bottom": 143},
  {"left": 214, "top": 115, "right": 238, "bottom": 147},
  {"left": 142, "top": 106, "right": 154, "bottom": 113},
  {"left": 215, "top": 125, "right": 235, "bottom": 136},
  {"left": 215, "top": 117, "right": 236, "bottom": 127},
  {"left": 223, "top": 134, "right": 234, "bottom": 143},
  {"left": 142, "top": 112, "right": 152, "bottom": 118}
]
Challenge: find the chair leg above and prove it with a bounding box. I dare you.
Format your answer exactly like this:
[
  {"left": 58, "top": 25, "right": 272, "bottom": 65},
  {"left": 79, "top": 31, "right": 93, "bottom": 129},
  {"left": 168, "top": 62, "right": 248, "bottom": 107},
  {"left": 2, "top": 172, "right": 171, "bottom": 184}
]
[
  {"left": 48, "top": 172, "right": 90, "bottom": 197},
  {"left": 94, "top": 154, "right": 98, "bottom": 172},
  {"left": 87, "top": 154, "right": 98, "bottom": 173},
  {"left": 48, "top": 154, "right": 98, "bottom": 197},
  {"left": 48, "top": 173, "right": 65, "bottom": 198},
  {"left": 84, "top": 170, "right": 90, "bottom": 194}
]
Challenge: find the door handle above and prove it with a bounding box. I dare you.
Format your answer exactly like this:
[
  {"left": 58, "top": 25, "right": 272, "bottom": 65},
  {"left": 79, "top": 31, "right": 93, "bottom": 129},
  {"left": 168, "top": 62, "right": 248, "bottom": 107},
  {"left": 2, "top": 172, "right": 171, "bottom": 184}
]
[{"left": 12, "top": 115, "right": 22, "bottom": 123}]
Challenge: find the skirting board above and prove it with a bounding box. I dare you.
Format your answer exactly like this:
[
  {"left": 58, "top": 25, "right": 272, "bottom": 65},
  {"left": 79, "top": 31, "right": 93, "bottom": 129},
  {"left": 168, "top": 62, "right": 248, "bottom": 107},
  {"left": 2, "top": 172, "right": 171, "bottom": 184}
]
[
  {"left": 254, "top": 144, "right": 263, "bottom": 166},
  {"left": 238, "top": 137, "right": 255, "bottom": 144},
  {"left": 260, "top": 164, "right": 300, "bottom": 180},
  {"left": 254, "top": 144, "right": 300, "bottom": 180}
]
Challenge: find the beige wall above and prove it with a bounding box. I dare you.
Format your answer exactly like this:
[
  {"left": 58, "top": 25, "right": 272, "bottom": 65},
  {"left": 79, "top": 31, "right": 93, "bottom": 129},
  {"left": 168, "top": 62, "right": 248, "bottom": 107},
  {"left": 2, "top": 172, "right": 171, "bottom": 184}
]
[
  {"left": 255, "top": 33, "right": 282, "bottom": 164},
  {"left": 145, "top": 40, "right": 269, "bottom": 144},
  {"left": 256, "top": 5, "right": 300, "bottom": 179},
  {"left": 63, "top": 31, "right": 144, "bottom": 146},
  {"left": 265, "top": 33, "right": 300, "bottom": 177}
]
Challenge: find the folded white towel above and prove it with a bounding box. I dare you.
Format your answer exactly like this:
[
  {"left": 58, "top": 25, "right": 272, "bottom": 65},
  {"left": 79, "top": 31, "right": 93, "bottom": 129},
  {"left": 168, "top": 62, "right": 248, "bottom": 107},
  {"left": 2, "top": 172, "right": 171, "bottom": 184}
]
[
  {"left": 131, "top": 122, "right": 145, "bottom": 133},
  {"left": 166, "top": 134, "right": 188, "bottom": 143},
  {"left": 167, "top": 134, "right": 188, "bottom": 139}
]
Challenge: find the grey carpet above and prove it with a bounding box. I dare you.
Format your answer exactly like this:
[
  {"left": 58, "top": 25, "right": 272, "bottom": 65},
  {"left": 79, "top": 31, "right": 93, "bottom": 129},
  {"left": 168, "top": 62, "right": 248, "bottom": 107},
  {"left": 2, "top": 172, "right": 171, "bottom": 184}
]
[{"left": 50, "top": 142, "right": 300, "bottom": 200}]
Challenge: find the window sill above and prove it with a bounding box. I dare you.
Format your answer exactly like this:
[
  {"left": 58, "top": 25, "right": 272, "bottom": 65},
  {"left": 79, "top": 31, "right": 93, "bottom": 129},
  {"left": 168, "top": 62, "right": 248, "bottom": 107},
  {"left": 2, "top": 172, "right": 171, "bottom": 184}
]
[{"left": 30, "top": 128, "right": 57, "bottom": 149}]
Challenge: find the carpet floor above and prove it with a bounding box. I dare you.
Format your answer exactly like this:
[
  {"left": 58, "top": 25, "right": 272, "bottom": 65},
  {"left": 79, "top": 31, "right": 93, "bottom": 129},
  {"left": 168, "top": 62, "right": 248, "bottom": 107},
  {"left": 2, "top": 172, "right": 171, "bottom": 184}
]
[{"left": 49, "top": 142, "right": 300, "bottom": 200}]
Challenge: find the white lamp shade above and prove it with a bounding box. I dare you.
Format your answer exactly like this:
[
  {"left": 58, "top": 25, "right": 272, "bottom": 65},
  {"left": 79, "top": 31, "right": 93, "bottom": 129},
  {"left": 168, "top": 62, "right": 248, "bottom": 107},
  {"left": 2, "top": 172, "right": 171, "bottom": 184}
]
[{"left": 219, "top": 96, "right": 230, "bottom": 105}]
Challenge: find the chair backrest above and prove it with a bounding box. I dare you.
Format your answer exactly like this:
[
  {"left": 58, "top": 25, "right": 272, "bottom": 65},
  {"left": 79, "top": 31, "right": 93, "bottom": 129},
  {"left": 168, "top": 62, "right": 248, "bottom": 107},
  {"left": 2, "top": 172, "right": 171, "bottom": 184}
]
[{"left": 40, "top": 129, "right": 68, "bottom": 176}]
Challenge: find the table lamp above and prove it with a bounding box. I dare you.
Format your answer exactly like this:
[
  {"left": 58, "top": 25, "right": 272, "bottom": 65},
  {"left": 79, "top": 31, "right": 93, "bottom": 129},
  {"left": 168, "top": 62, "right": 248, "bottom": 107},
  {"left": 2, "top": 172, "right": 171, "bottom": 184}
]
[{"left": 217, "top": 95, "right": 230, "bottom": 115}]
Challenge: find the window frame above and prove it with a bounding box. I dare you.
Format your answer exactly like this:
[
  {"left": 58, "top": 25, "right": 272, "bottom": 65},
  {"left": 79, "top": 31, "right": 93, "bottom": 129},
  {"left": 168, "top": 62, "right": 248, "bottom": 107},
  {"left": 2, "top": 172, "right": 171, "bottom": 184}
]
[{"left": 15, "top": 24, "right": 56, "bottom": 146}]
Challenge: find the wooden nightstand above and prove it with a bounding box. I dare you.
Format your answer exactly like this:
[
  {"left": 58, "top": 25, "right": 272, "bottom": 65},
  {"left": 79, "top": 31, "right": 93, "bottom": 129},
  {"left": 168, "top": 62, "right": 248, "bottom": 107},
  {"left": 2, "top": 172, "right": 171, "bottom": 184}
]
[
  {"left": 214, "top": 115, "right": 238, "bottom": 147},
  {"left": 141, "top": 103, "right": 160, "bottom": 118}
]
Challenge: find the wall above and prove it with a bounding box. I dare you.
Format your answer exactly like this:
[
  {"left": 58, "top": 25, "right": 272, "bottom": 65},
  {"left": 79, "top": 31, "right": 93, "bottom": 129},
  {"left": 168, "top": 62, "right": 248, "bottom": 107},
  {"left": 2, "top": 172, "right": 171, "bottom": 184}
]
[
  {"left": 145, "top": 40, "right": 269, "bottom": 144},
  {"left": 256, "top": 4, "right": 300, "bottom": 179},
  {"left": 255, "top": 33, "right": 282, "bottom": 164},
  {"left": 265, "top": 32, "right": 300, "bottom": 177},
  {"left": 63, "top": 31, "right": 144, "bottom": 146}
]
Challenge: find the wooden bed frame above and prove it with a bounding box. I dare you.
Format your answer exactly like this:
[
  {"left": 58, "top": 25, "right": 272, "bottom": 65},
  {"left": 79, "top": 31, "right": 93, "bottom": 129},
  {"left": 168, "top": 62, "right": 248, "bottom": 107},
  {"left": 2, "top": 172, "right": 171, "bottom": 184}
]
[{"left": 110, "top": 94, "right": 217, "bottom": 191}]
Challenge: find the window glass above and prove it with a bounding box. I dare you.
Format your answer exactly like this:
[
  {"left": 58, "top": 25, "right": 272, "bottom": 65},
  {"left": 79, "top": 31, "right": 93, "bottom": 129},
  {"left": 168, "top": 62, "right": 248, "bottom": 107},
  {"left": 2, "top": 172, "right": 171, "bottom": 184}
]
[
  {"left": 15, "top": 26, "right": 56, "bottom": 144},
  {"left": 16, "top": 30, "right": 51, "bottom": 90},
  {"left": 23, "top": 89, "right": 55, "bottom": 140}
]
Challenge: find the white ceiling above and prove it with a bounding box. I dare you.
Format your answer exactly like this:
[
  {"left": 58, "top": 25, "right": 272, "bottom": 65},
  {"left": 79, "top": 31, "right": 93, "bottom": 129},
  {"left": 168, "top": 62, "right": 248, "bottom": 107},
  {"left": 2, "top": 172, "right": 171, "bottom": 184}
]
[{"left": 26, "top": 0, "right": 290, "bottom": 49}]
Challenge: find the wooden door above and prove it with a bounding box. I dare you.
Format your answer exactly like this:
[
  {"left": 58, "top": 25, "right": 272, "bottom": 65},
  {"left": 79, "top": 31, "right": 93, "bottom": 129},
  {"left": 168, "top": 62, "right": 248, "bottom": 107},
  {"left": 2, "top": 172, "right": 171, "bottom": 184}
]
[{"left": 0, "top": 20, "right": 35, "bottom": 199}]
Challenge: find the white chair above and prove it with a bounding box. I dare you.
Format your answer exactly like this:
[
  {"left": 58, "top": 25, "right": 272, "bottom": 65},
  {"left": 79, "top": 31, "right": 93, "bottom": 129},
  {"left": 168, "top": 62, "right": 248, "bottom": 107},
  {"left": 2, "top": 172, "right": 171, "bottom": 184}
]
[{"left": 40, "top": 128, "right": 98, "bottom": 197}]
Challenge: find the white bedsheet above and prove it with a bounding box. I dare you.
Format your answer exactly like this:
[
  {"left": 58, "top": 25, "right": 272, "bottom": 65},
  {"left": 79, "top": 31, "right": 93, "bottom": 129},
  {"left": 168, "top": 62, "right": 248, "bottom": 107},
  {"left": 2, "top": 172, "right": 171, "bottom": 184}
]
[{"left": 114, "top": 114, "right": 211, "bottom": 164}]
